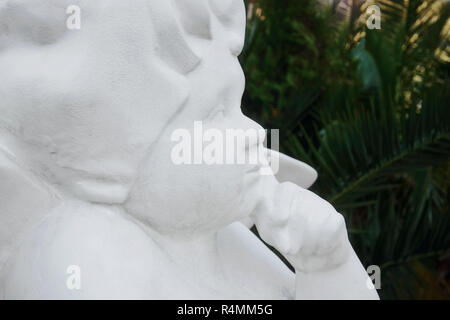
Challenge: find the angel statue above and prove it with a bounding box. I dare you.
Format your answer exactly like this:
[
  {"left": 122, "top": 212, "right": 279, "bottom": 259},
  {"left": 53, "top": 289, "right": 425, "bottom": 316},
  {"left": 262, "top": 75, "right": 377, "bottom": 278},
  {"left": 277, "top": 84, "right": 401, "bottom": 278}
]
[{"left": 0, "top": 0, "right": 378, "bottom": 299}]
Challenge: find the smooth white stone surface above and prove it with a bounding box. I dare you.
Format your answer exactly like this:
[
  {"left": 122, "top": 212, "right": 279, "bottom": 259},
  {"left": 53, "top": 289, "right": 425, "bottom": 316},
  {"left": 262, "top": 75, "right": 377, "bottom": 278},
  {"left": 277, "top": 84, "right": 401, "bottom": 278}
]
[{"left": 0, "top": 0, "right": 378, "bottom": 300}]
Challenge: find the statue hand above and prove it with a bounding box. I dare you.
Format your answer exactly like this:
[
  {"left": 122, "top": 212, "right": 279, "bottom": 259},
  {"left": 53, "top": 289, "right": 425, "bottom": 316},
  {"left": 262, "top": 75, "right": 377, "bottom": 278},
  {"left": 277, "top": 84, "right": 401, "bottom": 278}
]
[{"left": 254, "top": 182, "right": 351, "bottom": 273}]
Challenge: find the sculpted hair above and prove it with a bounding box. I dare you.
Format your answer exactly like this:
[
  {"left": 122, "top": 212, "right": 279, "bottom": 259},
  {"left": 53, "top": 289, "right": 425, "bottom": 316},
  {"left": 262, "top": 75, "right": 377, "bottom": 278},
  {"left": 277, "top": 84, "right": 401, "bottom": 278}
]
[{"left": 0, "top": 0, "right": 216, "bottom": 142}]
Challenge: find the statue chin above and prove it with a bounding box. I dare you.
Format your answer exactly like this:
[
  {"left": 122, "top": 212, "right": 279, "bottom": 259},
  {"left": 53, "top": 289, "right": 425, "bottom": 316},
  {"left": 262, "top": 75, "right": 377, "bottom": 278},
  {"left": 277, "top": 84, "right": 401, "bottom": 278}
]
[{"left": 0, "top": 0, "right": 378, "bottom": 300}]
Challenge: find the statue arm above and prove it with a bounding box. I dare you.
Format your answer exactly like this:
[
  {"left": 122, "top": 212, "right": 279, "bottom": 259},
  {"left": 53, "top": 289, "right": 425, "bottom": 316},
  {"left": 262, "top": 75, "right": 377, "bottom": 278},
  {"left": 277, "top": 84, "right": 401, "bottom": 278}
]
[{"left": 248, "top": 153, "right": 379, "bottom": 300}]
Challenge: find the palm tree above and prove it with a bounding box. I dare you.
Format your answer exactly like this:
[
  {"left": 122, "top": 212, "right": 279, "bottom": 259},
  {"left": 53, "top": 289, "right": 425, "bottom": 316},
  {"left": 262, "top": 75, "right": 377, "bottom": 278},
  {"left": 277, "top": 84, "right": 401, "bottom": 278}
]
[{"left": 242, "top": 0, "right": 450, "bottom": 299}]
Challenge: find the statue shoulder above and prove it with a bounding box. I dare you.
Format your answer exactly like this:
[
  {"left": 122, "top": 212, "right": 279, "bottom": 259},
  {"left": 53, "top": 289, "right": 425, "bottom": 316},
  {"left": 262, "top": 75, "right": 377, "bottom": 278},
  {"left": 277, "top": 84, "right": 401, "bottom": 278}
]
[{"left": 1, "top": 201, "right": 174, "bottom": 299}]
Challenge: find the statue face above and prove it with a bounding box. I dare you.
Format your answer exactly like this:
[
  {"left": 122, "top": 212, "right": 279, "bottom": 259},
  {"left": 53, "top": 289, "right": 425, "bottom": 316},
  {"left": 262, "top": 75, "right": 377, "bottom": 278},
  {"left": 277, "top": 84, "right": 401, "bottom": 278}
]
[
  {"left": 0, "top": 0, "right": 270, "bottom": 230},
  {"left": 125, "top": 0, "right": 275, "bottom": 234}
]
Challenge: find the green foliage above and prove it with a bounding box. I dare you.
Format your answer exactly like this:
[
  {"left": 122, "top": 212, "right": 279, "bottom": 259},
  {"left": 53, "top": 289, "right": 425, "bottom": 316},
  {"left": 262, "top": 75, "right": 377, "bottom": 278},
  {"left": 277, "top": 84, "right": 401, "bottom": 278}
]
[{"left": 242, "top": 0, "right": 450, "bottom": 299}]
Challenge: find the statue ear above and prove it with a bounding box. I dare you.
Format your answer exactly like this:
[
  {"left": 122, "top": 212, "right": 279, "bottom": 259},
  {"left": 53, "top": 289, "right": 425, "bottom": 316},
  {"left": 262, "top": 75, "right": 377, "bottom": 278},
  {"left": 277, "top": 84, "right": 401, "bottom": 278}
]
[{"left": 0, "top": 148, "right": 55, "bottom": 266}]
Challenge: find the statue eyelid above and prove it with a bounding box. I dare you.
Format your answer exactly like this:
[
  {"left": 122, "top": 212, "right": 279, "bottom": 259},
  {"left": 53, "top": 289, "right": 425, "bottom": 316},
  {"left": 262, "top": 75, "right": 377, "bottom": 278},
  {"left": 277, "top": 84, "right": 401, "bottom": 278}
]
[{"left": 151, "top": 0, "right": 216, "bottom": 75}]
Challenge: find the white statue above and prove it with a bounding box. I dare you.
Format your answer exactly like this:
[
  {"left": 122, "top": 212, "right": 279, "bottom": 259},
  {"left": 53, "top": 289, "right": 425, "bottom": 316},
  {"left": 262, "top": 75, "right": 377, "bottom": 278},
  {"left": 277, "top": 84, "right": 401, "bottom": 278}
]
[{"left": 0, "top": 0, "right": 378, "bottom": 299}]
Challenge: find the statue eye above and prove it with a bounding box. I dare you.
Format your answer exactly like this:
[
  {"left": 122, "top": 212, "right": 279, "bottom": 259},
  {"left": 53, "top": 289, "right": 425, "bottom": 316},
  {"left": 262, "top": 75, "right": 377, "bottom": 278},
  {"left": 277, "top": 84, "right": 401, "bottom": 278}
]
[{"left": 149, "top": 0, "right": 215, "bottom": 75}]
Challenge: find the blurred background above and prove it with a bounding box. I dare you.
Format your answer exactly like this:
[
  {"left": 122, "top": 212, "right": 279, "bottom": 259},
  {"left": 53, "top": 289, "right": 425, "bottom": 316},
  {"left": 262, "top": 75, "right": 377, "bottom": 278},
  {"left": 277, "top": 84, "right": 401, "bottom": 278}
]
[{"left": 241, "top": 0, "right": 450, "bottom": 299}]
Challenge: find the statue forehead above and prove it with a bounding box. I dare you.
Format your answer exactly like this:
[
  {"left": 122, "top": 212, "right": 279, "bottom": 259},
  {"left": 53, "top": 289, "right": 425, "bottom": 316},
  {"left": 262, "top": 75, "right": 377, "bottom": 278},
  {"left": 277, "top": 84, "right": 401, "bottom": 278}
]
[
  {"left": 0, "top": 0, "right": 246, "bottom": 124},
  {"left": 0, "top": 0, "right": 245, "bottom": 70},
  {"left": 0, "top": 0, "right": 216, "bottom": 55},
  {"left": 0, "top": 0, "right": 242, "bottom": 31},
  {"left": 0, "top": 0, "right": 216, "bottom": 25}
]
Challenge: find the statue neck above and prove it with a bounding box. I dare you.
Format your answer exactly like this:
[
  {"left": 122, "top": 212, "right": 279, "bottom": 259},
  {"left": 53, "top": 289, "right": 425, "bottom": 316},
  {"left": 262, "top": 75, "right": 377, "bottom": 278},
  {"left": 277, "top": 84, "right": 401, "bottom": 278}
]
[{"left": 131, "top": 215, "right": 225, "bottom": 280}]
